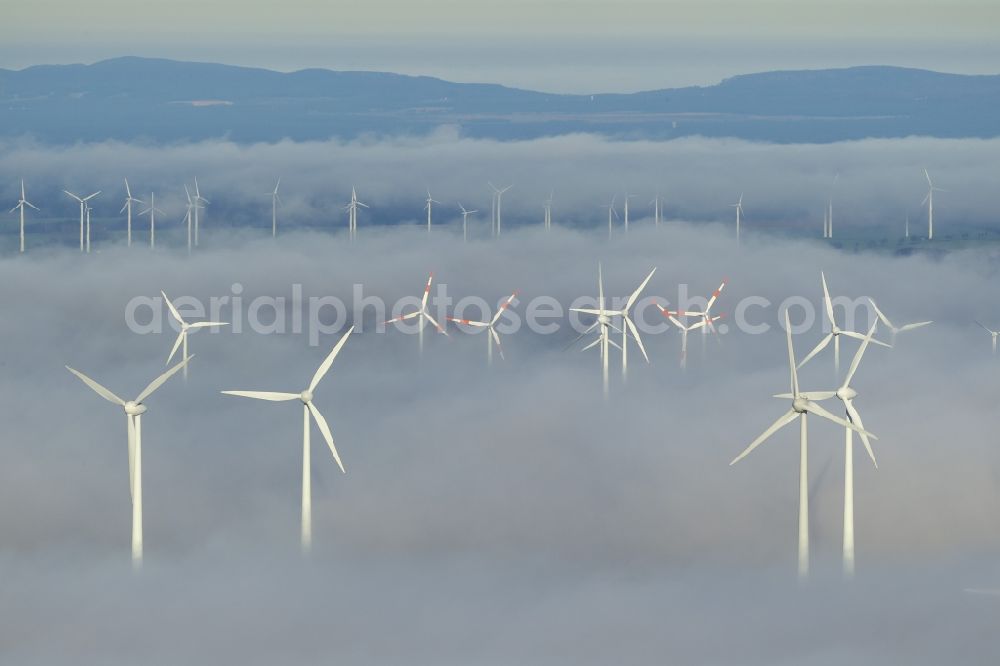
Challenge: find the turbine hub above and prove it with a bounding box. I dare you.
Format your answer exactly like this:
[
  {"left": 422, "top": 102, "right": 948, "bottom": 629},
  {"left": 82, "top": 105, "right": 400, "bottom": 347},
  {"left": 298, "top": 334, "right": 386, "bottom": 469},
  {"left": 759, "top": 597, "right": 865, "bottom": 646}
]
[
  {"left": 838, "top": 387, "right": 857, "bottom": 401},
  {"left": 300, "top": 390, "right": 314, "bottom": 404},
  {"left": 792, "top": 397, "right": 809, "bottom": 414},
  {"left": 123, "top": 401, "right": 147, "bottom": 416},
  {"left": 832, "top": 326, "right": 841, "bottom": 335},
  {"left": 598, "top": 314, "right": 611, "bottom": 325}
]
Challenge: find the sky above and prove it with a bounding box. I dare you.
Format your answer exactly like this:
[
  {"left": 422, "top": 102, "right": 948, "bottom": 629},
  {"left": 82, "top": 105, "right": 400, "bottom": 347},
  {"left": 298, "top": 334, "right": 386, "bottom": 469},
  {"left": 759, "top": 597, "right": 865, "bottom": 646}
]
[
  {"left": 2, "top": 219, "right": 1000, "bottom": 663},
  {"left": 4, "top": 0, "right": 1000, "bottom": 92}
]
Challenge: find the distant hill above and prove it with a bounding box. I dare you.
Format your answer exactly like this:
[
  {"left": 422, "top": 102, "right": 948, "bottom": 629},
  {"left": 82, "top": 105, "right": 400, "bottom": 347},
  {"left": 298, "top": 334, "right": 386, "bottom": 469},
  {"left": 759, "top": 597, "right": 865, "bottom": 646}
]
[{"left": 1, "top": 57, "right": 998, "bottom": 143}]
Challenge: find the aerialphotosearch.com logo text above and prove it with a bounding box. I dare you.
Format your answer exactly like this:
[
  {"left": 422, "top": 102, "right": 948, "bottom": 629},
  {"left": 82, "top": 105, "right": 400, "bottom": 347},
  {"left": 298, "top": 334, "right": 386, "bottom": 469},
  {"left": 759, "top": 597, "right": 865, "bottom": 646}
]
[{"left": 124, "top": 282, "right": 878, "bottom": 346}]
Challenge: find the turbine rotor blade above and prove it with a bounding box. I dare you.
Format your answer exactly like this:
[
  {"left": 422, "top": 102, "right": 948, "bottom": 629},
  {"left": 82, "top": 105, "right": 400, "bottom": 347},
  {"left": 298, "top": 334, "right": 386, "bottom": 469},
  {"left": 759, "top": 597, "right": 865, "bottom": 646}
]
[
  {"left": 731, "top": 409, "right": 798, "bottom": 465},
  {"left": 221, "top": 390, "right": 299, "bottom": 401},
  {"left": 66, "top": 367, "right": 126, "bottom": 406},
  {"left": 309, "top": 326, "right": 354, "bottom": 392},
  {"left": 797, "top": 333, "right": 832, "bottom": 370},
  {"left": 625, "top": 316, "right": 649, "bottom": 363},
  {"left": 166, "top": 330, "right": 186, "bottom": 366},
  {"left": 845, "top": 400, "right": 878, "bottom": 468},
  {"left": 161, "top": 291, "right": 185, "bottom": 326},
  {"left": 307, "top": 402, "right": 345, "bottom": 473},
  {"left": 136, "top": 356, "right": 191, "bottom": 403},
  {"left": 625, "top": 268, "right": 657, "bottom": 311}
]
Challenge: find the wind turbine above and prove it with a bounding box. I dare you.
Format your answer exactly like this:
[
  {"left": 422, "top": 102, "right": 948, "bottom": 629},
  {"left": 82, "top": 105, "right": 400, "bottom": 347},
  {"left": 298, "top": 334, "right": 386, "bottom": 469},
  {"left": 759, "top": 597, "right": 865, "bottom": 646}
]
[
  {"left": 120, "top": 179, "right": 143, "bottom": 248},
  {"left": 867, "top": 298, "right": 932, "bottom": 346},
  {"left": 822, "top": 207, "right": 829, "bottom": 239},
  {"left": 221, "top": 328, "right": 353, "bottom": 554},
  {"left": 602, "top": 196, "right": 619, "bottom": 239},
  {"left": 383, "top": 273, "right": 448, "bottom": 355},
  {"left": 798, "top": 272, "right": 890, "bottom": 373},
  {"left": 543, "top": 192, "right": 553, "bottom": 231},
  {"left": 182, "top": 185, "right": 194, "bottom": 254},
  {"left": 64, "top": 190, "right": 100, "bottom": 252},
  {"left": 976, "top": 321, "right": 1000, "bottom": 355},
  {"left": 576, "top": 268, "right": 656, "bottom": 380},
  {"left": 489, "top": 182, "right": 512, "bottom": 238},
  {"left": 10, "top": 179, "right": 38, "bottom": 253},
  {"left": 904, "top": 213, "right": 909, "bottom": 240},
  {"left": 667, "top": 280, "right": 727, "bottom": 353},
  {"left": 345, "top": 187, "right": 368, "bottom": 242},
  {"left": 922, "top": 169, "right": 947, "bottom": 240},
  {"left": 731, "top": 193, "right": 743, "bottom": 245},
  {"left": 651, "top": 193, "right": 662, "bottom": 229},
  {"left": 776, "top": 322, "right": 880, "bottom": 579},
  {"left": 424, "top": 189, "right": 440, "bottom": 233},
  {"left": 447, "top": 290, "right": 519, "bottom": 365},
  {"left": 827, "top": 172, "right": 839, "bottom": 239},
  {"left": 458, "top": 203, "right": 477, "bottom": 242},
  {"left": 622, "top": 194, "right": 633, "bottom": 233},
  {"left": 567, "top": 263, "right": 623, "bottom": 398},
  {"left": 139, "top": 193, "right": 163, "bottom": 249},
  {"left": 161, "top": 290, "right": 228, "bottom": 379},
  {"left": 193, "top": 178, "right": 208, "bottom": 246},
  {"left": 66, "top": 357, "right": 190, "bottom": 568},
  {"left": 657, "top": 306, "right": 719, "bottom": 370},
  {"left": 270, "top": 178, "right": 281, "bottom": 238},
  {"left": 730, "top": 310, "right": 873, "bottom": 581}
]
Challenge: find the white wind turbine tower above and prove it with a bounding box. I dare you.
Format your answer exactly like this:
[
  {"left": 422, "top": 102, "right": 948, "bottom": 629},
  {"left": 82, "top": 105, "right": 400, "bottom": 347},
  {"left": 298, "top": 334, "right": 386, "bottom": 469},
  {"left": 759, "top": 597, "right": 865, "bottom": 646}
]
[
  {"left": 975, "top": 321, "right": 1000, "bottom": 355},
  {"left": 139, "top": 193, "right": 163, "bottom": 248},
  {"left": 776, "top": 321, "right": 880, "bottom": 579},
  {"left": 867, "top": 298, "right": 932, "bottom": 346},
  {"left": 657, "top": 306, "right": 719, "bottom": 370},
  {"left": 731, "top": 193, "right": 743, "bottom": 245},
  {"left": 458, "top": 203, "right": 477, "bottom": 242},
  {"left": 345, "top": 186, "right": 368, "bottom": 242},
  {"left": 66, "top": 357, "right": 190, "bottom": 568},
  {"left": 424, "top": 189, "right": 441, "bottom": 233},
  {"left": 922, "top": 169, "right": 946, "bottom": 240},
  {"left": 182, "top": 186, "right": 194, "bottom": 254},
  {"left": 568, "top": 264, "right": 623, "bottom": 398},
  {"left": 120, "top": 179, "right": 143, "bottom": 248},
  {"left": 10, "top": 179, "right": 38, "bottom": 253},
  {"left": 84, "top": 201, "right": 96, "bottom": 253},
  {"left": 651, "top": 193, "right": 662, "bottom": 229},
  {"left": 904, "top": 213, "right": 910, "bottom": 240},
  {"left": 489, "top": 183, "right": 512, "bottom": 238},
  {"left": 447, "top": 290, "right": 519, "bottom": 365},
  {"left": 270, "top": 178, "right": 281, "bottom": 237},
  {"left": 623, "top": 194, "right": 633, "bottom": 233},
  {"left": 384, "top": 273, "right": 449, "bottom": 355},
  {"left": 798, "top": 272, "right": 890, "bottom": 373},
  {"left": 602, "top": 196, "right": 619, "bottom": 239},
  {"left": 222, "top": 328, "right": 353, "bottom": 554},
  {"left": 64, "top": 190, "right": 100, "bottom": 252},
  {"left": 193, "top": 178, "right": 208, "bottom": 246},
  {"left": 543, "top": 192, "right": 553, "bottom": 231},
  {"left": 825, "top": 172, "right": 839, "bottom": 239},
  {"left": 822, "top": 206, "right": 829, "bottom": 239},
  {"left": 730, "top": 310, "right": 873, "bottom": 581},
  {"left": 162, "top": 290, "right": 228, "bottom": 379}
]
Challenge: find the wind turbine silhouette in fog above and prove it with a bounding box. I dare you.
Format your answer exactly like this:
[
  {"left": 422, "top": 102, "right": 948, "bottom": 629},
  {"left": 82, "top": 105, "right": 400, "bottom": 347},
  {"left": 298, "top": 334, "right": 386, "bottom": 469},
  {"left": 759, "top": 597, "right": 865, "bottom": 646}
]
[
  {"left": 222, "top": 328, "right": 353, "bottom": 555},
  {"left": 543, "top": 192, "right": 553, "bottom": 231},
  {"left": 798, "top": 272, "right": 890, "bottom": 373},
  {"left": 270, "top": 178, "right": 281, "bottom": 237},
  {"left": 602, "top": 196, "right": 619, "bottom": 239},
  {"left": 139, "top": 193, "right": 163, "bottom": 248},
  {"left": 567, "top": 263, "right": 622, "bottom": 398},
  {"left": 424, "top": 189, "right": 440, "bottom": 233},
  {"left": 867, "top": 298, "right": 932, "bottom": 346},
  {"left": 775, "top": 322, "right": 881, "bottom": 579},
  {"left": 458, "top": 203, "right": 477, "bottom": 242},
  {"left": 658, "top": 306, "right": 719, "bottom": 370},
  {"left": 193, "top": 178, "right": 208, "bottom": 246},
  {"left": 67, "top": 357, "right": 190, "bottom": 568},
  {"left": 161, "top": 290, "right": 228, "bottom": 379},
  {"left": 64, "top": 190, "right": 100, "bottom": 252},
  {"left": 10, "top": 179, "right": 38, "bottom": 253},
  {"left": 730, "top": 311, "right": 873, "bottom": 581},
  {"left": 447, "top": 290, "right": 519, "bottom": 365},
  {"left": 489, "top": 182, "right": 512, "bottom": 238},
  {"left": 731, "top": 193, "right": 743, "bottom": 245},
  {"left": 120, "top": 179, "right": 143, "bottom": 248},
  {"left": 976, "top": 321, "right": 1000, "bottom": 355},
  {"left": 345, "top": 187, "right": 367, "bottom": 241},
  {"left": 922, "top": 169, "right": 946, "bottom": 240},
  {"left": 383, "top": 273, "right": 448, "bottom": 355}
]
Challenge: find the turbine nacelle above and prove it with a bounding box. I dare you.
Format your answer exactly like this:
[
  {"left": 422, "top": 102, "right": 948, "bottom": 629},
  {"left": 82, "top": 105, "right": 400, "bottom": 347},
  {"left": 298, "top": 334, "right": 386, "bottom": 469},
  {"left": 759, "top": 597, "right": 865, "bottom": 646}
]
[
  {"left": 299, "top": 390, "right": 314, "bottom": 404},
  {"left": 123, "top": 401, "right": 147, "bottom": 416},
  {"left": 837, "top": 386, "right": 858, "bottom": 401},
  {"left": 792, "top": 397, "right": 810, "bottom": 414}
]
